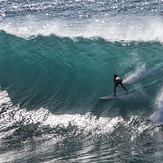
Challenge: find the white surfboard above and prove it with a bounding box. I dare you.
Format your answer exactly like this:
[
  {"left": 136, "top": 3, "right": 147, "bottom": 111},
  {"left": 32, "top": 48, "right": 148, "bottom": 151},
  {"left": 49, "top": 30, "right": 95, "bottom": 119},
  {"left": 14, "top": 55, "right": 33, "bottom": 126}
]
[{"left": 99, "top": 92, "right": 129, "bottom": 99}]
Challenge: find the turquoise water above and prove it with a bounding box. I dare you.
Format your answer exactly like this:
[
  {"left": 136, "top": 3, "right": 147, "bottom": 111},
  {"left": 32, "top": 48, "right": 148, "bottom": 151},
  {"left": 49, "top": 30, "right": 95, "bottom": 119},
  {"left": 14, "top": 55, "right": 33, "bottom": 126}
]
[{"left": 1, "top": 0, "right": 163, "bottom": 162}]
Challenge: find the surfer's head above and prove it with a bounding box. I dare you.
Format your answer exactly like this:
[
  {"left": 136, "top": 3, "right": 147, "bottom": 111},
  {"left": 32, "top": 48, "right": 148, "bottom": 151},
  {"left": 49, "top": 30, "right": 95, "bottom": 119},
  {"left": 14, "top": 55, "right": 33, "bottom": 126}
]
[{"left": 114, "top": 74, "right": 117, "bottom": 78}]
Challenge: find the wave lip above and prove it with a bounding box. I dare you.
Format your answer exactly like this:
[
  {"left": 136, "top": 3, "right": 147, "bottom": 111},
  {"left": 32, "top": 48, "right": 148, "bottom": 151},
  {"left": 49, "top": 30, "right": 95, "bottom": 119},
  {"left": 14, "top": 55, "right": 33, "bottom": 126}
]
[{"left": 1, "top": 16, "right": 163, "bottom": 42}]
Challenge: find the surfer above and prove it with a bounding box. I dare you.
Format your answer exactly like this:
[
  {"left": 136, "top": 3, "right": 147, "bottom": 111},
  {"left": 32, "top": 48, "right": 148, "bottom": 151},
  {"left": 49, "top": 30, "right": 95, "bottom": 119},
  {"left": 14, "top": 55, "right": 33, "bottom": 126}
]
[{"left": 113, "top": 74, "right": 128, "bottom": 96}]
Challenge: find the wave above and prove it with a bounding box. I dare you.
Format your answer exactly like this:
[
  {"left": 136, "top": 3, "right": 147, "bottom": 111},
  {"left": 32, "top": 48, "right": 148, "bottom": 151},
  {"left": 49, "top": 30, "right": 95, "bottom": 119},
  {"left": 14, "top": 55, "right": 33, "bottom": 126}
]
[
  {"left": 0, "top": 31, "right": 163, "bottom": 111},
  {"left": 1, "top": 29, "right": 163, "bottom": 163},
  {"left": 0, "top": 31, "right": 163, "bottom": 126}
]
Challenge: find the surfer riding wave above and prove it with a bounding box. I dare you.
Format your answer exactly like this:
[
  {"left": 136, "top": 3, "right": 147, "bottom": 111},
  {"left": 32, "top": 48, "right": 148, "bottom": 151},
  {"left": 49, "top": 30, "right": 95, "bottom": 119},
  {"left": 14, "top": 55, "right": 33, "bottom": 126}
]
[{"left": 113, "top": 74, "right": 128, "bottom": 96}]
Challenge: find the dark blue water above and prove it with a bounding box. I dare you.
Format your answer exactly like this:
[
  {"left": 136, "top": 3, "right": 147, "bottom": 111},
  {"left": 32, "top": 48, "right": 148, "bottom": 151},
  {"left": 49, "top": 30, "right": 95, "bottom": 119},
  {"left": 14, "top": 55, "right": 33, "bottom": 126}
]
[{"left": 1, "top": 0, "right": 163, "bottom": 162}]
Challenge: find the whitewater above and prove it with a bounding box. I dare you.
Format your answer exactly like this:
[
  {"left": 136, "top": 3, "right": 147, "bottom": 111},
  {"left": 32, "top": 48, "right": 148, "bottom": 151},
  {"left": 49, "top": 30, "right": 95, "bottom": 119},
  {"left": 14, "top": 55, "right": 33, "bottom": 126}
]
[{"left": 1, "top": 0, "right": 163, "bottom": 162}]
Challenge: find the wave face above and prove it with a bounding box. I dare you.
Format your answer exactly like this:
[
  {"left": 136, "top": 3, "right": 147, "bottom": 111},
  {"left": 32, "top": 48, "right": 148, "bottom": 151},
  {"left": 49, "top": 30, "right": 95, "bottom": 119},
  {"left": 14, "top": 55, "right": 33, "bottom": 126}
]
[{"left": 1, "top": 0, "right": 163, "bottom": 163}]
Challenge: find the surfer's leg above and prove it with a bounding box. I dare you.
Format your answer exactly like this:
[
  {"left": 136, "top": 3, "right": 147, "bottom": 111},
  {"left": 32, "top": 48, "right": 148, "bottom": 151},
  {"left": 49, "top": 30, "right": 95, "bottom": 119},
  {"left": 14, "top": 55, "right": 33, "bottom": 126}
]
[
  {"left": 114, "top": 83, "right": 118, "bottom": 96},
  {"left": 114, "top": 86, "right": 116, "bottom": 96},
  {"left": 120, "top": 83, "right": 128, "bottom": 93}
]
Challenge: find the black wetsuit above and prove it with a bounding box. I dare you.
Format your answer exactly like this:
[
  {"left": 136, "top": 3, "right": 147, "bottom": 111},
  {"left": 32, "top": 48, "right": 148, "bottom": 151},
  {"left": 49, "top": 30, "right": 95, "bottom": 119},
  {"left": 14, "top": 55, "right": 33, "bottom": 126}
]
[{"left": 114, "top": 77, "right": 122, "bottom": 88}]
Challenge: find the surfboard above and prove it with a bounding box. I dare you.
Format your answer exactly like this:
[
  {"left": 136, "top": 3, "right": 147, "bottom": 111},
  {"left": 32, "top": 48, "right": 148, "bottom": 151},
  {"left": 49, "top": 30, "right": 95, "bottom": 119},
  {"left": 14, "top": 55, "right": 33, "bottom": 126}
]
[{"left": 99, "top": 92, "right": 129, "bottom": 99}]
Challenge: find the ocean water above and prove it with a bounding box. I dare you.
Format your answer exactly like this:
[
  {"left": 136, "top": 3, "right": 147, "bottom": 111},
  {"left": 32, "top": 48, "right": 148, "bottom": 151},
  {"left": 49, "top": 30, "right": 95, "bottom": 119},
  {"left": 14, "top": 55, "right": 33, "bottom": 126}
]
[{"left": 1, "top": 0, "right": 163, "bottom": 162}]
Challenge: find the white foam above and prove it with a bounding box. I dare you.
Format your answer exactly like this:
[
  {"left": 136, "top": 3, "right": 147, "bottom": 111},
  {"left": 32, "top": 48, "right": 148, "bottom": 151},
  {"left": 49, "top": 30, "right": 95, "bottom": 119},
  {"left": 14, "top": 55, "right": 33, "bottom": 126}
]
[
  {"left": 148, "top": 87, "right": 163, "bottom": 126},
  {"left": 0, "top": 89, "right": 123, "bottom": 136},
  {"left": 123, "top": 63, "right": 146, "bottom": 85},
  {"left": 0, "top": 89, "right": 12, "bottom": 108},
  {"left": 1, "top": 15, "right": 163, "bottom": 42}
]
